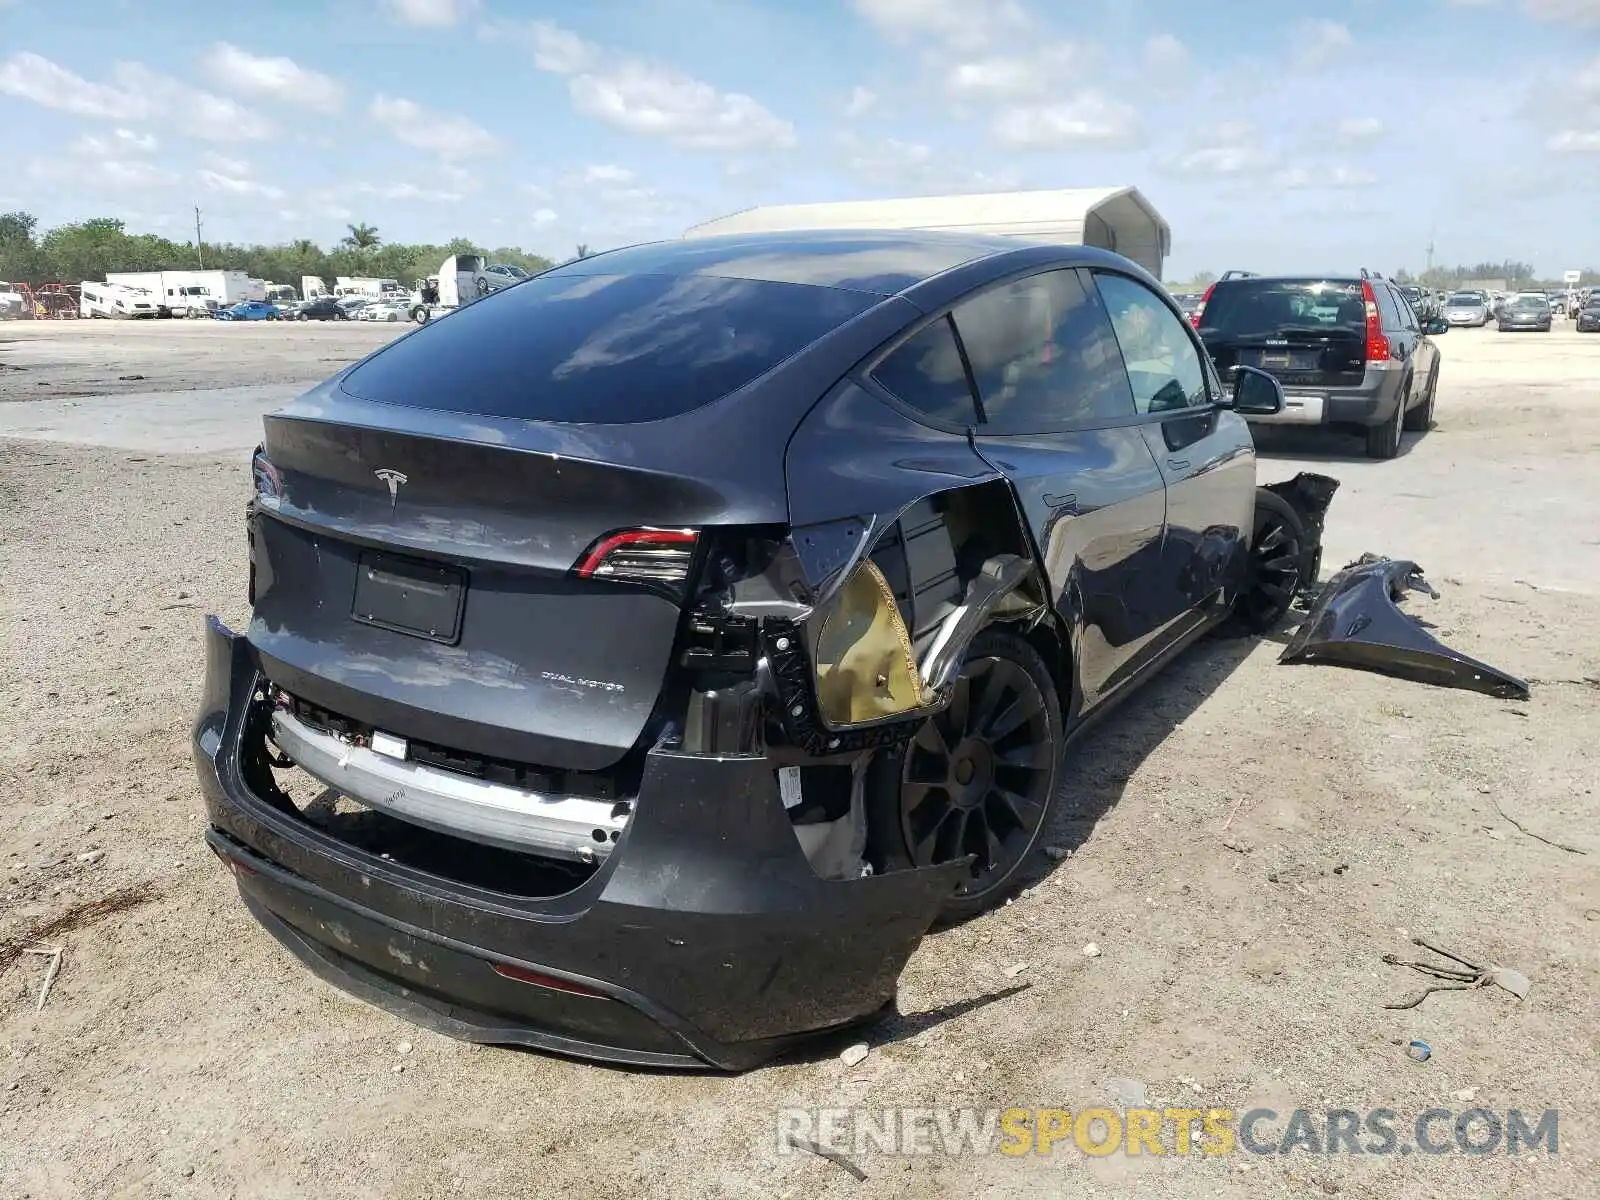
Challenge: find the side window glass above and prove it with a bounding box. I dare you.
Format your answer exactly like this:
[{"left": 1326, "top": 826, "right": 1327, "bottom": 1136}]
[
  {"left": 870, "top": 315, "right": 980, "bottom": 426},
  {"left": 1392, "top": 286, "right": 1418, "bottom": 331},
  {"left": 1094, "top": 273, "right": 1209, "bottom": 414},
  {"left": 950, "top": 269, "right": 1135, "bottom": 434}
]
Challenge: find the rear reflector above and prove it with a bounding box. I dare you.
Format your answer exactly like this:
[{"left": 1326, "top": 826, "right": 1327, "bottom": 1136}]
[
  {"left": 1190, "top": 282, "right": 1215, "bottom": 328},
  {"left": 575, "top": 528, "right": 698, "bottom": 585},
  {"left": 491, "top": 962, "right": 605, "bottom": 997}
]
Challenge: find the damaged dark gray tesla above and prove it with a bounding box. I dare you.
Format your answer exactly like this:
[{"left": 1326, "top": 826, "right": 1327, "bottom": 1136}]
[{"left": 194, "top": 231, "right": 1327, "bottom": 1069}]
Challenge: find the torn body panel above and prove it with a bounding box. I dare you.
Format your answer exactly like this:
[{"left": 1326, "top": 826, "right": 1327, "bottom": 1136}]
[
  {"left": 1280, "top": 555, "right": 1530, "bottom": 700},
  {"left": 1263, "top": 472, "right": 1342, "bottom": 592}
]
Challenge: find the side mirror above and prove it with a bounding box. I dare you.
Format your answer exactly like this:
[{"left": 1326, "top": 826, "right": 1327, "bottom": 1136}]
[
  {"left": 1229, "top": 365, "right": 1285, "bottom": 415},
  {"left": 1425, "top": 318, "right": 1449, "bottom": 335}
]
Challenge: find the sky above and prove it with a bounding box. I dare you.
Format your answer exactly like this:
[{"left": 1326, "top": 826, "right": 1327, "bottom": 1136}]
[{"left": 2, "top": 0, "right": 1598, "bottom": 278}]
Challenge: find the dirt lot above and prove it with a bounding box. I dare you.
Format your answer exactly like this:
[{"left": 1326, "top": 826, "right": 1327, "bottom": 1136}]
[{"left": 1, "top": 320, "right": 1597, "bottom": 1199}]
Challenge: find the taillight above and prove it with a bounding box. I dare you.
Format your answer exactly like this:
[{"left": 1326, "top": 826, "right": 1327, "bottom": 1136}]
[
  {"left": 1361, "top": 280, "right": 1391, "bottom": 362},
  {"left": 575, "top": 528, "right": 698, "bottom": 585},
  {"left": 1190, "top": 283, "right": 1215, "bottom": 327},
  {"left": 251, "top": 445, "right": 281, "bottom": 498}
]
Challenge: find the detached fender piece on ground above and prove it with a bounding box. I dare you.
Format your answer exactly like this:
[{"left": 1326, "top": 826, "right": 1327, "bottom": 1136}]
[{"left": 1279, "top": 554, "right": 1530, "bottom": 701}]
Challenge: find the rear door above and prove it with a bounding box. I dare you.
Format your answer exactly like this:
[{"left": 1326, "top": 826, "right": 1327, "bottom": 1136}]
[
  {"left": 1095, "top": 270, "right": 1256, "bottom": 642},
  {"left": 946, "top": 268, "right": 1168, "bottom": 712}
]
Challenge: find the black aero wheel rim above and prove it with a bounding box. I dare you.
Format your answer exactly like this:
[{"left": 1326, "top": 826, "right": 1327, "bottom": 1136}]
[
  {"left": 899, "top": 655, "right": 1054, "bottom": 899},
  {"left": 1239, "top": 513, "right": 1302, "bottom": 628}
]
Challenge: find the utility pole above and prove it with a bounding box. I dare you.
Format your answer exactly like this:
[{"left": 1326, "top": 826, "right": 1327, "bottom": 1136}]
[
  {"left": 194, "top": 207, "right": 205, "bottom": 269},
  {"left": 1425, "top": 225, "right": 1435, "bottom": 278}
]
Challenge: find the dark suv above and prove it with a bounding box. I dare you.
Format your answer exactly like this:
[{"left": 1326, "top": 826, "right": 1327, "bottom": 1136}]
[
  {"left": 194, "top": 231, "right": 1322, "bottom": 1069},
  {"left": 1194, "top": 273, "right": 1442, "bottom": 458}
]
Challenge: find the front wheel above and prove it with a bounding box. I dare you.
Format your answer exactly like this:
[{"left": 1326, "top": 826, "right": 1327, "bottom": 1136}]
[
  {"left": 866, "top": 627, "right": 1062, "bottom": 922},
  {"left": 412, "top": 306, "right": 431, "bottom": 325},
  {"left": 1234, "top": 490, "right": 1307, "bottom": 631}
]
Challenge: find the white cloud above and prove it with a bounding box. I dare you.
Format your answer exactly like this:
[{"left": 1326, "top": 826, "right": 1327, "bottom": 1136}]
[
  {"left": 530, "top": 208, "right": 558, "bottom": 226},
  {"left": 1294, "top": 19, "right": 1354, "bottom": 70},
  {"left": 838, "top": 131, "right": 1023, "bottom": 192},
  {"left": 0, "top": 52, "right": 144, "bottom": 118},
  {"left": 1548, "top": 128, "right": 1600, "bottom": 151},
  {"left": 1143, "top": 34, "right": 1189, "bottom": 73},
  {"left": 566, "top": 164, "right": 636, "bottom": 185},
  {"left": 1162, "top": 123, "right": 1278, "bottom": 177},
  {"left": 356, "top": 181, "right": 464, "bottom": 203},
  {"left": 521, "top": 183, "right": 554, "bottom": 202},
  {"left": 369, "top": 94, "right": 498, "bottom": 157},
  {"left": 1525, "top": 0, "right": 1600, "bottom": 22},
  {"left": 0, "top": 54, "right": 275, "bottom": 140},
  {"left": 201, "top": 43, "right": 344, "bottom": 112},
  {"left": 852, "top": 0, "right": 1029, "bottom": 49},
  {"left": 844, "top": 85, "right": 878, "bottom": 118},
  {"left": 384, "top": 0, "right": 478, "bottom": 27},
  {"left": 946, "top": 42, "right": 1087, "bottom": 101},
  {"left": 30, "top": 155, "right": 175, "bottom": 189},
  {"left": 1333, "top": 116, "right": 1385, "bottom": 146},
  {"left": 990, "top": 91, "right": 1142, "bottom": 149},
  {"left": 71, "top": 128, "right": 158, "bottom": 155},
  {"left": 200, "top": 168, "right": 285, "bottom": 200},
  {"left": 1276, "top": 164, "right": 1379, "bottom": 189},
  {"left": 505, "top": 20, "right": 796, "bottom": 152}
]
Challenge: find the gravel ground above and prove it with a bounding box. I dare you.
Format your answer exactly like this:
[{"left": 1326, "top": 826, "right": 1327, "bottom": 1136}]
[{"left": 1, "top": 321, "right": 1597, "bottom": 1199}]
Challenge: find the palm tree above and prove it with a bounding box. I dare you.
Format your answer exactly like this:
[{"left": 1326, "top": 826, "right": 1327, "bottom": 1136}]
[
  {"left": 342, "top": 223, "right": 381, "bottom": 251},
  {"left": 575, "top": 243, "right": 592, "bottom": 259}
]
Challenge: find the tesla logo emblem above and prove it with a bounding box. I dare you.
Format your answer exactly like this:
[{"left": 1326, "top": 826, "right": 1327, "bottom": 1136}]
[{"left": 374, "top": 468, "right": 408, "bottom": 508}]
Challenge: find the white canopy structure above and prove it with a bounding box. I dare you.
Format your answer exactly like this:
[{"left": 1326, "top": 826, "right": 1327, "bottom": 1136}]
[{"left": 683, "top": 186, "right": 1171, "bottom": 279}]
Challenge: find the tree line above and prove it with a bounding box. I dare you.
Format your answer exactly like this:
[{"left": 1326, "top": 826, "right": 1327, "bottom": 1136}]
[{"left": 0, "top": 211, "right": 560, "bottom": 291}]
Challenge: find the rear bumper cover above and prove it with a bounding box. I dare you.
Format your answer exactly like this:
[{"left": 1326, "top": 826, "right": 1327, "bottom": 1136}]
[
  {"left": 193, "top": 617, "right": 966, "bottom": 1070},
  {"left": 1244, "top": 368, "right": 1404, "bottom": 430}
]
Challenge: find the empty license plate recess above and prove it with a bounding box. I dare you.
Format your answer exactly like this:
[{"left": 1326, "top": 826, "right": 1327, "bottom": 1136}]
[{"left": 352, "top": 551, "right": 466, "bottom": 643}]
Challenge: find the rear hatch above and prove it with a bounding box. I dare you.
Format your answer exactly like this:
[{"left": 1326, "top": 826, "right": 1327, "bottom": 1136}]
[
  {"left": 248, "top": 269, "right": 881, "bottom": 771},
  {"left": 1198, "top": 278, "right": 1367, "bottom": 389}
]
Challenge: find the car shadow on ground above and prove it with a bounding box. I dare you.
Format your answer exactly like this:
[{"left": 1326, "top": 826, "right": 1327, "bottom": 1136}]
[
  {"left": 1023, "top": 616, "right": 1301, "bottom": 888},
  {"left": 1250, "top": 426, "right": 1428, "bottom": 462}
]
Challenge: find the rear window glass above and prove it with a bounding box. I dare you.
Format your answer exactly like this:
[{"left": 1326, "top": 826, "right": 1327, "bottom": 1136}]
[
  {"left": 339, "top": 272, "right": 877, "bottom": 423},
  {"left": 1447, "top": 293, "right": 1481, "bottom": 305},
  {"left": 1199, "top": 279, "right": 1366, "bottom": 338}
]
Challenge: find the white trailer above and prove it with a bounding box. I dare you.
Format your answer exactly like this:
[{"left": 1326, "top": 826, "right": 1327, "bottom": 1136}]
[
  {"left": 302, "top": 275, "right": 329, "bottom": 300},
  {"left": 334, "top": 276, "right": 406, "bottom": 300},
  {"left": 80, "top": 281, "right": 161, "bottom": 319},
  {"left": 105, "top": 269, "right": 261, "bottom": 315},
  {"left": 407, "top": 254, "right": 515, "bottom": 324}
]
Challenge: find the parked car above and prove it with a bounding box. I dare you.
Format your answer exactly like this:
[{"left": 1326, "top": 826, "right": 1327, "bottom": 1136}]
[
  {"left": 287, "top": 296, "right": 350, "bottom": 322},
  {"left": 1398, "top": 285, "right": 1437, "bottom": 323},
  {"left": 1497, "top": 292, "right": 1552, "bottom": 332},
  {"left": 215, "top": 300, "right": 281, "bottom": 322},
  {"left": 358, "top": 299, "right": 409, "bottom": 322},
  {"left": 1576, "top": 293, "right": 1600, "bottom": 333},
  {"left": 196, "top": 231, "right": 1322, "bottom": 1070},
  {"left": 1442, "top": 291, "right": 1493, "bottom": 327},
  {"left": 337, "top": 297, "right": 369, "bottom": 317},
  {"left": 1196, "top": 272, "right": 1443, "bottom": 458}
]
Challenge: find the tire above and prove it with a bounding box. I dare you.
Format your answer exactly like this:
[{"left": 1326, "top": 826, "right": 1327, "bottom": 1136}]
[
  {"left": 1234, "top": 490, "right": 1308, "bottom": 632},
  {"left": 865, "top": 627, "right": 1062, "bottom": 923},
  {"left": 412, "top": 306, "right": 431, "bottom": 325},
  {"left": 1403, "top": 363, "right": 1438, "bottom": 432},
  {"left": 1365, "top": 386, "right": 1406, "bottom": 459}
]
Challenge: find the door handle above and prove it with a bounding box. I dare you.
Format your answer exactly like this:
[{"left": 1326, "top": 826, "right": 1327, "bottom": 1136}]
[
  {"left": 1042, "top": 491, "right": 1078, "bottom": 513},
  {"left": 1166, "top": 459, "right": 1190, "bottom": 471}
]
